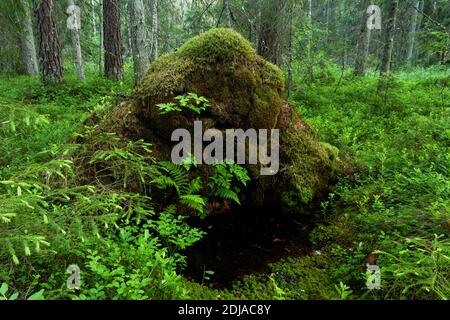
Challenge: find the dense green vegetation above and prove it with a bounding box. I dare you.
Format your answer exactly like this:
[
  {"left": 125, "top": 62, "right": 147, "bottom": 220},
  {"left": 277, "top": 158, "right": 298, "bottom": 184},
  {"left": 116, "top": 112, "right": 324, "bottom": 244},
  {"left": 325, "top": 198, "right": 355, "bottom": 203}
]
[{"left": 1, "top": 64, "right": 448, "bottom": 300}]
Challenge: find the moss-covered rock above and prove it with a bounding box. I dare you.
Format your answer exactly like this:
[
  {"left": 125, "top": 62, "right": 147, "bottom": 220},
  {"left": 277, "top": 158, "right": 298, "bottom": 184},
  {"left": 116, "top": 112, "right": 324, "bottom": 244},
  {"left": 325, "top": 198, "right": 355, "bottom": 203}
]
[{"left": 82, "top": 28, "right": 340, "bottom": 214}]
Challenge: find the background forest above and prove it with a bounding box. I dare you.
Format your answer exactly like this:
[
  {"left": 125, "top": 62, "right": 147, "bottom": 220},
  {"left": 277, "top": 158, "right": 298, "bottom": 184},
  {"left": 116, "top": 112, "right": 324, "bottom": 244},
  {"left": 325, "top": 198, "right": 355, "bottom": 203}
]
[{"left": 0, "top": 0, "right": 449, "bottom": 300}]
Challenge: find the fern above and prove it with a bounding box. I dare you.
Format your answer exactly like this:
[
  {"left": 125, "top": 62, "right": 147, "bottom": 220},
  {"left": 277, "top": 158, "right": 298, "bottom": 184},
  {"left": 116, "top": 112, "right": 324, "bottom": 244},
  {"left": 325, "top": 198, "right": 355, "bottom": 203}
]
[
  {"left": 157, "top": 92, "right": 211, "bottom": 115},
  {"left": 154, "top": 161, "right": 190, "bottom": 194},
  {"left": 208, "top": 162, "right": 250, "bottom": 205},
  {"left": 180, "top": 195, "right": 206, "bottom": 216}
]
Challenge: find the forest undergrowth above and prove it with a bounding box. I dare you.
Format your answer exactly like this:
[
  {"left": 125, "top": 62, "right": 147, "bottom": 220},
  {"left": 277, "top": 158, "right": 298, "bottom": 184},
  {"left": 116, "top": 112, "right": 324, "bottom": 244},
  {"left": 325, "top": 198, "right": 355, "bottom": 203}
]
[{"left": 0, "top": 64, "right": 448, "bottom": 300}]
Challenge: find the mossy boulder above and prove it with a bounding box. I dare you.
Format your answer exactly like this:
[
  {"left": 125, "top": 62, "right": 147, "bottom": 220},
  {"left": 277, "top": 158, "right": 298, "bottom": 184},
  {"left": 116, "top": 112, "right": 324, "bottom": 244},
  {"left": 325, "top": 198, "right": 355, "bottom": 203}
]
[{"left": 88, "top": 28, "right": 341, "bottom": 213}]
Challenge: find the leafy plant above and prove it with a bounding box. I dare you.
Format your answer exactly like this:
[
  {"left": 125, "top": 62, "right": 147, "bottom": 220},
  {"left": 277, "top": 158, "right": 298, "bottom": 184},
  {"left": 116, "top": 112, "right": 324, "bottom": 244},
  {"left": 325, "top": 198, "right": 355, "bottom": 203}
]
[{"left": 157, "top": 92, "right": 211, "bottom": 115}]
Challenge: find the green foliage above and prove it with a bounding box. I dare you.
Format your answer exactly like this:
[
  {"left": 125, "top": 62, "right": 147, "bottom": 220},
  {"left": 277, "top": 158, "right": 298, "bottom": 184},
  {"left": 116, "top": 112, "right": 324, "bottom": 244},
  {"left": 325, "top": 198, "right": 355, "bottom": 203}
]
[
  {"left": 333, "top": 282, "right": 353, "bottom": 300},
  {"left": 0, "top": 282, "right": 45, "bottom": 300},
  {"left": 208, "top": 162, "right": 250, "bottom": 205},
  {"left": 374, "top": 234, "right": 450, "bottom": 299},
  {"left": 296, "top": 66, "right": 450, "bottom": 300}
]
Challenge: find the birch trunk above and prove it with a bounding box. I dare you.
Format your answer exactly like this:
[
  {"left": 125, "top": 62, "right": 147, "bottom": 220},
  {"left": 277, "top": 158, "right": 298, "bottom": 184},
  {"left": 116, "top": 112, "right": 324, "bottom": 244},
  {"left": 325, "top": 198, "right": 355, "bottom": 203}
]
[
  {"left": 68, "top": 0, "right": 85, "bottom": 80},
  {"left": 150, "top": 0, "right": 158, "bottom": 61},
  {"left": 19, "top": 0, "right": 39, "bottom": 75},
  {"left": 406, "top": 0, "right": 420, "bottom": 65}
]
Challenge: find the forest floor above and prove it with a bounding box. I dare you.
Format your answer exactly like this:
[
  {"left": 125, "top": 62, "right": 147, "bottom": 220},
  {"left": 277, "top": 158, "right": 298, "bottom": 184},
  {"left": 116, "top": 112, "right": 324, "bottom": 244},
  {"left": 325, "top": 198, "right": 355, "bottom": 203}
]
[{"left": 0, "top": 66, "right": 449, "bottom": 300}]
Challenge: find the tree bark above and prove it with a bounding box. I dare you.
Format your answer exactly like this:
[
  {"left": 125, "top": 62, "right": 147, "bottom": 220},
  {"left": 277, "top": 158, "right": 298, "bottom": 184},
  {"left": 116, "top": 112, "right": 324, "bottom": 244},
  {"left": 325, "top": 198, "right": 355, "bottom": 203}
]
[
  {"left": 406, "top": 0, "right": 420, "bottom": 65},
  {"left": 380, "top": 0, "right": 399, "bottom": 75},
  {"left": 103, "top": 0, "right": 124, "bottom": 80},
  {"left": 287, "top": 6, "right": 293, "bottom": 98},
  {"left": 354, "top": 0, "right": 373, "bottom": 76},
  {"left": 67, "top": 0, "right": 85, "bottom": 81},
  {"left": 128, "top": 0, "right": 149, "bottom": 83},
  {"left": 36, "top": 0, "right": 64, "bottom": 84},
  {"left": 257, "top": 0, "right": 284, "bottom": 66},
  {"left": 98, "top": 2, "right": 103, "bottom": 74},
  {"left": 19, "top": 0, "right": 39, "bottom": 76},
  {"left": 150, "top": 0, "right": 158, "bottom": 61}
]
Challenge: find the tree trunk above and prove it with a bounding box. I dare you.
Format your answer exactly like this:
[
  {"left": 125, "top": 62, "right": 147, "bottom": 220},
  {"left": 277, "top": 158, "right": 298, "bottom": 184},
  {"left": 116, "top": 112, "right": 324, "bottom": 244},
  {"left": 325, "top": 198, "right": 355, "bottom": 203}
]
[
  {"left": 36, "top": 0, "right": 64, "bottom": 84},
  {"left": 98, "top": 2, "right": 103, "bottom": 74},
  {"left": 380, "top": 0, "right": 399, "bottom": 75},
  {"left": 354, "top": 0, "right": 373, "bottom": 76},
  {"left": 67, "top": 0, "right": 85, "bottom": 80},
  {"left": 150, "top": 0, "right": 158, "bottom": 61},
  {"left": 406, "top": 0, "right": 420, "bottom": 65},
  {"left": 19, "top": 0, "right": 39, "bottom": 76},
  {"left": 287, "top": 2, "right": 294, "bottom": 98},
  {"left": 91, "top": 0, "right": 97, "bottom": 35},
  {"left": 103, "top": 0, "right": 124, "bottom": 80},
  {"left": 257, "top": 0, "right": 284, "bottom": 66},
  {"left": 306, "top": 0, "right": 313, "bottom": 82},
  {"left": 224, "top": 0, "right": 232, "bottom": 28},
  {"left": 128, "top": 0, "right": 149, "bottom": 83}
]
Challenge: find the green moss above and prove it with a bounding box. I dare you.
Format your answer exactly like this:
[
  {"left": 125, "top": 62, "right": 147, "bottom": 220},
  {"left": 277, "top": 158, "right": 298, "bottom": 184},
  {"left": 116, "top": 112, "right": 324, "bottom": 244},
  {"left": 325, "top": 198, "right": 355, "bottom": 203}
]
[
  {"left": 134, "top": 55, "right": 194, "bottom": 101},
  {"left": 280, "top": 129, "right": 339, "bottom": 206},
  {"left": 228, "top": 255, "right": 336, "bottom": 300},
  {"left": 177, "top": 28, "right": 256, "bottom": 64}
]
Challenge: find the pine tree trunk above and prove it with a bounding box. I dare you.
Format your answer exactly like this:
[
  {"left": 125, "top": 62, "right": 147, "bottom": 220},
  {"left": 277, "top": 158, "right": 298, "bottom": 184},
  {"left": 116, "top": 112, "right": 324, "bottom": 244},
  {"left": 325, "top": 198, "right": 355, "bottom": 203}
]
[
  {"left": 36, "top": 0, "right": 64, "bottom": 84},
  {"left": 150, "top": 0, "right": 158, "bottom": 61},
  {"left": 68, "top": 0, "right": 85, "bottom": 80},
  {"left": 355, "top": 0, "right": 373, "bottom": 76},
  {"left": 380, "top": 0, "right": 399, "bottom": 75},
  {"left": 128, "top": 0, "right": 149, "bottom": 83},
  {"left": 19, "top": 0, "right": 39, "bottom": 76},
  {"left": 103, "top": 0, "right": 124, "bottom": 80},
  {"left": 406, "top": 0, "right": 420, "bottom": 65}
]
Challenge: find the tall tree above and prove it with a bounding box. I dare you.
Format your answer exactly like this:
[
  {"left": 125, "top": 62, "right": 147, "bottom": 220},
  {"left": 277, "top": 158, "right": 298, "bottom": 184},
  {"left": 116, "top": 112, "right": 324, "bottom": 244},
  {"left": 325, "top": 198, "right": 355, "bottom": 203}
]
[
  {"left": 406, "top": 0, "right": 421, "bottom": 65},
  {"left": 103, "top": 0, "right": 124, "bottom": 80},
  {"left": 67, "top": 0, "right": 85, "bottom": 80},
  {"left": 19, "top": 0, "right": 39, "bottom": 75},
  {"left": 306, "top": 0, "right": 313, "bottom": 82},
  {"left": 224, "top": 0, "right": 232, "bottom": 28},
  {"left": 36, "top": 0, "right": 64, "bottom": 84},
  {"left": 354, "top": 0, "right": 373, "bottom": 76},
  {"left": 257, "top": 0, "right": 284, "bottom": 66},
  {"left": 98, "top": 2, "right": 103, "bottom": 74},
  {"left": 128, "top": 0, "right": 149, "bottom": 82},
  {"left": 380, "top": 0, "right": 399, "bottom": 75},
  {"left": 150, "top": 0, "right": 158, "bottom": 61}
]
